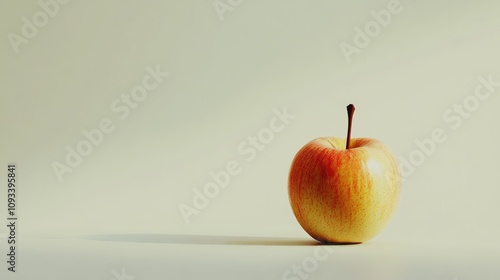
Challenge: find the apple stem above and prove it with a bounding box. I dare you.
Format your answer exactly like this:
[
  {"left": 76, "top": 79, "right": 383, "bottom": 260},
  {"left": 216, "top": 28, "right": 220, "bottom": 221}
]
[{"left": 346, "top": 104, "right": 355, "bottom": 149}]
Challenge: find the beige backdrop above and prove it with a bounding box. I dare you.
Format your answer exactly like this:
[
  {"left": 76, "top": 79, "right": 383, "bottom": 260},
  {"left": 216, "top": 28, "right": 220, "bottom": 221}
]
[{"left": 1, "top": 1, "right": 499, "bottom": 279}]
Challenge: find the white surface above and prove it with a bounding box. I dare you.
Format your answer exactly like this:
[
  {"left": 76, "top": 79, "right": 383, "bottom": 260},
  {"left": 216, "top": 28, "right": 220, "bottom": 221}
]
[
  {"left": 2, "top": 234, "right": 499, "bottom": 280},
  {"left": 1, "top": 0, "right": 500, "bottom": 279}
]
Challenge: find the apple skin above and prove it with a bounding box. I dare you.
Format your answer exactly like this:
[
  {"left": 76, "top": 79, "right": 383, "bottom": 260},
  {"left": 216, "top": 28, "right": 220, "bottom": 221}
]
[{"left": 288, "top": 137, "right": 401, "bottom": 244}]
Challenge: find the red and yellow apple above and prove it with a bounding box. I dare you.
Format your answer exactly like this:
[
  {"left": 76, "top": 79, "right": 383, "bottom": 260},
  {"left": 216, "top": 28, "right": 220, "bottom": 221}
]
[{"left": 288, "top": 104, "right": 401, "bottom": 243}]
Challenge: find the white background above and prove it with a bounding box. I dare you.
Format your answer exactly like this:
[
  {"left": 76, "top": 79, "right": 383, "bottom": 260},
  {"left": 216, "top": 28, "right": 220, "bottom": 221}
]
[{"left": 1, "top": 0, "right": 500, "bottom": 279}]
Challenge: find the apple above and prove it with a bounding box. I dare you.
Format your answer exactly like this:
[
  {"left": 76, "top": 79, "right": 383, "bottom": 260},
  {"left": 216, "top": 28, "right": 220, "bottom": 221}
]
[{"left": 288, "top": 104, "right": 401, "bottom": 244}]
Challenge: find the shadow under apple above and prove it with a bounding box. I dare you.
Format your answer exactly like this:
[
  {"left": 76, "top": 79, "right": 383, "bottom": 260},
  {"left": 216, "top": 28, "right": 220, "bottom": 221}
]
[{"left": 80, "top": 234, "right": 359, "bottom": 246}]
